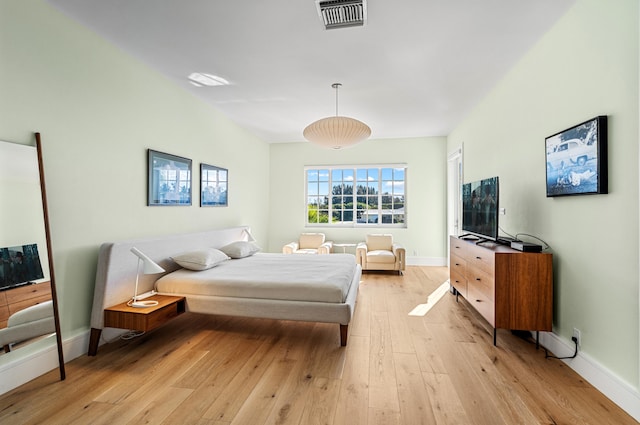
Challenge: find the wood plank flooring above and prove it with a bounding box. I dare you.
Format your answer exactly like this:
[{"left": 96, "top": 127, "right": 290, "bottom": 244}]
[{"left": 0, "top": 266, "right": 637, "bottom": 424}]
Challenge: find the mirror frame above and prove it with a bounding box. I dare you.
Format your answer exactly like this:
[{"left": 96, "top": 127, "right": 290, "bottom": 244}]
[
  {"left": 0, "top": 134, "right": 65, "bottom": 381},
  {"left": 35, "top": 133, "right": 65, "bottom": 380}
]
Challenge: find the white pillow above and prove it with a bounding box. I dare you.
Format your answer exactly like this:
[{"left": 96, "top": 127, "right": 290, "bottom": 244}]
[
  {"left": 219, "top": 241, "right": 261, "bottom": 259},
  {"left": 171, "top": 248, "right": 229, "bottom": 271}
]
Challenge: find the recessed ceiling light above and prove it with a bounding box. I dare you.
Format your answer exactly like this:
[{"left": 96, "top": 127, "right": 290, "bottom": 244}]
[{"left": 187, "top": 72, "right": 229, "bottom": 87}]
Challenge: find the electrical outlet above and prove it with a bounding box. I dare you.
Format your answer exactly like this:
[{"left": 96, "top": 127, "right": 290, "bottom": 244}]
[
  {"left": 499, "top": 207, "right": 506, "bottom": 215},
  {"left": 573, "top": 328, "right": 581, "bottom": 346}
]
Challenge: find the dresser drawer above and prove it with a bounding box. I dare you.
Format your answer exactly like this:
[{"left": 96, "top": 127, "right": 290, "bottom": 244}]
[
  {"left": 5, "top": 282, "right": 51, "bottom": 304},
  {"left": 450, "top": 238, "right": 467, "bottom": 254},
  {"left": 8, "top": 294, "right": 51, "bottom": 315},
  {"left": 467, "top": 283, "right": 495, "bottom": 327},
  {"left": 466, "top": 268, "right": 494, "bottom": 302},
  {"left": 0, "top": 305, "right": 9, "bottom": 327},
  {"left": 465, "top": 243, "right": 495, "bottom": 276},
  {"left": 450, "top": 252, "right": 467, "bottom": 273},
  {"left": 450, "top": 268, "right": 467, "bottom": 298}
]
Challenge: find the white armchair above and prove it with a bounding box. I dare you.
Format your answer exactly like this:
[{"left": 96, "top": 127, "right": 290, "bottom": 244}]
[
  {"left": 356, "top": 234, "right": 405, "bottom": 274},
  {"left": 282, "top": 233, "right": 333, "bottom": 254},
  {"left": 0, "top": 300, "right": 55, "bottom": 352}
]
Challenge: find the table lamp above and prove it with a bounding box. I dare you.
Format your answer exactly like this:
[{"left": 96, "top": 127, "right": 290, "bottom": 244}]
[
  {"left": 243, "top": 228, "right": 256, "bottom": 242},
  {"left": 130, "top": 247, "right": 165, "bottom": 308}
]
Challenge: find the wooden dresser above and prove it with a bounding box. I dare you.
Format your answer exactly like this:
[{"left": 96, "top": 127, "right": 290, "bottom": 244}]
[
  {"left": 449, "top": 236, "right": 553, "bottom": 345},
  {"left": 0, "top": 281, "right": 52, "bottom": 328}
]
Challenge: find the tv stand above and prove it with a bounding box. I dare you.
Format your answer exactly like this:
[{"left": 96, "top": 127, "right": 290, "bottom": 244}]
[
  {"left": 474, "top": 238, "right": 493, "bottom": 246},
  {"left": 449, "top": 236, "right": 553, "bottom": 346}
]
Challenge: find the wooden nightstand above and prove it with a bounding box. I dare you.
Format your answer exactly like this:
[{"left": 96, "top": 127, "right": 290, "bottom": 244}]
[{"left": 104, "top": 295, "right": 186, "bottom": 333}]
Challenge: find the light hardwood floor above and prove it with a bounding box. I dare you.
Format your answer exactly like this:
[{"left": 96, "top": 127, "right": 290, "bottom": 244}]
[{"left": 0, "top": 266, "right": 637, "bottom": 425}]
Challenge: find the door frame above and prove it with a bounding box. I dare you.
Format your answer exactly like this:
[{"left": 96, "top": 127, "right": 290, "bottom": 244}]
[{"left": 447, "top": 145, "right": 463, "bottom": 263}]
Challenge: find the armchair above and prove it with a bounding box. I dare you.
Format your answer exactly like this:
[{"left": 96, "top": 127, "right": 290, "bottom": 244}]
[
  {"left": 0, "top": 300, "right": 55, "bottom": 352},
  {"left": 356, "top": 234, "right": 405, "bottom": 274},
  {"left": 282, "top": 233, "right": 333, "bottom": 254}
]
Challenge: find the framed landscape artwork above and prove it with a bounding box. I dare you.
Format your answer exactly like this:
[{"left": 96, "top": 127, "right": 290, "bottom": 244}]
[
  {"left": 545, "top": 115, "right": 608, "bottom": 197},
  {"left": 147, "top": 150, "right": 192, "bottom": 206},
  {"left": 200, "top": 163, "right": 228, "bottom": 207}
]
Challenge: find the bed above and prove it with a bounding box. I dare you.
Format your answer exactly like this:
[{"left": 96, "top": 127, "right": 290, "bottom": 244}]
[{"left": 87, "top": 226, "right": 361, "bottom": 356}]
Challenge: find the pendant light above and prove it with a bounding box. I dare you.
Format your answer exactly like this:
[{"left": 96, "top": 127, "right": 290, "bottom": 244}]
[{"left": 303, "top": 83, "right": 371, "bottom": 149}]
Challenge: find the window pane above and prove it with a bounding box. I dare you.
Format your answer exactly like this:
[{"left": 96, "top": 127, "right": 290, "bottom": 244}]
[
  {"left": 318, "top": 170, "right": 329, "bottom": 182},
  {"left": 343, "top": 169, "right": 354, "bottom": 181},
  {"left": 318, "top": 182, "right": 329, "bottom": 195},
  {"left": 332, "top": 169, "right": 342, "bottom": 181},
  {"left": 307, "top": 169, "right": 319, "bottom": 182},
  {"left": 343, "top": 210, "right": 353, "bottom": 222},
  {"left": 381, "top": 195, "right": 392, "bottom": 209},
  {"left": 381, "top": 168, "right": 393, "bottom": 180},
  {"left": 343, "top": 182, "right": 353, "bottom": 195},
  {"left": 333, "top": 183, "right": 343, "bottom": 195}
]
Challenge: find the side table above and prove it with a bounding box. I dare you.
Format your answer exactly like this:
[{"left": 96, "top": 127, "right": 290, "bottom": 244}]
[
  {"left": 88, "top": 295, "right": 185, "bottom": 356},
  {"left": 333, "top": 243, "right": 356, "bottom": 253}
]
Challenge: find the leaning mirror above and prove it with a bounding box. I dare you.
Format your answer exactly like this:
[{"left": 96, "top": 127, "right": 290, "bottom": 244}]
[{"left": 0, "top": 135, "right": 65, "bottom": 382}]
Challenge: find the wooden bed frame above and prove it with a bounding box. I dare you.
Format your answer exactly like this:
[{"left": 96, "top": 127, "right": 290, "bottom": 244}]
[{"left": 87, "top": 226, "right": 361, "bottom": 355}]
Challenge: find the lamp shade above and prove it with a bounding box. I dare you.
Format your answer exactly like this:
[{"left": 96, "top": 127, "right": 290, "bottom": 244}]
[
  {"left": 243, "top": 228, "right": 256, "bottom": 242},
  {"left": 130, "top": 247, "right": 165, "bottom": 274},
  {"left": 303, "top": 116, "right": 371, "bottom": 150}
]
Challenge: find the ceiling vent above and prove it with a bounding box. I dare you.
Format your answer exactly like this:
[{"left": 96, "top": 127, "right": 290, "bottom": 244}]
[{"left": 316, "top": 0, "right": 367, "bottom": 30}]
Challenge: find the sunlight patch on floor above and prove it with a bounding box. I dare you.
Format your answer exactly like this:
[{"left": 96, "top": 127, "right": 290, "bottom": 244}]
[{"left": 408, "top": 280, "right": 450, "bottom": 316}]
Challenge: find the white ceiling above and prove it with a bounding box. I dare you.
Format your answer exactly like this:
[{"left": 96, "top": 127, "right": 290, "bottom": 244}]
[{"left": 47, "top": 0, "right": 575, "bottom": 143}]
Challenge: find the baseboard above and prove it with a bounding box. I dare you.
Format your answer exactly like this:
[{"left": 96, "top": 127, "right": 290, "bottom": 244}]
[
  {"left": 539, "top": 331, "right": 640, "bottom": 422},
  {"left": 407, "top": 256, "right": 446, "bottom": 266},
  {"left": 0, "top": 329, "right": 89, "bottom": 396}
]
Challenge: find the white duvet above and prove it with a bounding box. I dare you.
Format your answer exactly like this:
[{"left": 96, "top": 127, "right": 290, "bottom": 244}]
[{"left": 155, "top": 253, "right": 357, "bottom": 304}]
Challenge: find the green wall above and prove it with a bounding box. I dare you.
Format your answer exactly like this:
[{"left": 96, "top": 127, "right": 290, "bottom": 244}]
[
  {"left": 448, "top": 0, "right": 639, "bottom": 388},
  {"left": 268, "top": 137, "right": 447, "bottom": 262},
  {"left": 0, "top": 1, "right": 270, "bottom": 335}
]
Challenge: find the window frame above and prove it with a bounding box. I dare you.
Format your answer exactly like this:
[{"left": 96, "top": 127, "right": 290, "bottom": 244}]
[{"left": 304, "top": 164, "right": 407, "bottom": 228}]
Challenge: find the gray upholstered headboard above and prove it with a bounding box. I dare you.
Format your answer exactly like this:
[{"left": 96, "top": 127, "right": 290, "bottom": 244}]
[{"left": 90, "top": 226, "right": 251, "bottom": 330}]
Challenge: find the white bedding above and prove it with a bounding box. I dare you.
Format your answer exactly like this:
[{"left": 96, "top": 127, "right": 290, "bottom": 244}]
[{"left": 156, "top": 253, "right": 356, "bottom": 304}]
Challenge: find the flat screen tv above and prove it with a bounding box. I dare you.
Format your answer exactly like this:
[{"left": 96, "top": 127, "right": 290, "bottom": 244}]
[
  {"left": 0, "top": 243, "right": 44, "bottom": 291},
  {"left": 461, "top": 176, "right": 499, "bottom": 242}
]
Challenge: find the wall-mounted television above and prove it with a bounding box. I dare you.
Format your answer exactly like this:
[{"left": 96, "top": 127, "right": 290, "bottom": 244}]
[
  {"left": 461, "top": 176, "right": 499, "bottom": 242},
  {"left": 0, "top": 243, "right": 44, "bottom": 291}
]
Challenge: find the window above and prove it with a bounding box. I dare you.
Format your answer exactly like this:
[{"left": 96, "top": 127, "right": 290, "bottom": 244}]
[{"left": 306, "top": 165, "right": 406, "bottom": 227}]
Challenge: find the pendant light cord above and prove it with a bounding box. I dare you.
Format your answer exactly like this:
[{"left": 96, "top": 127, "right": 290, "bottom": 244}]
[{"left": 332, "top": 82, "right": 342, "bottom": 116}]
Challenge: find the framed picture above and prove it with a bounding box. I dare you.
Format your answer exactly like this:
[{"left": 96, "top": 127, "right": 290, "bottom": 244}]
[
  {"left": 147, "top": 150, "right": 192, "bottom": 206},
  {"left": 545, "top": 116, "right": 608, "bottom": 197},
  {"left": 200, "top": 163, "right": 228, "bottom": 207}
]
